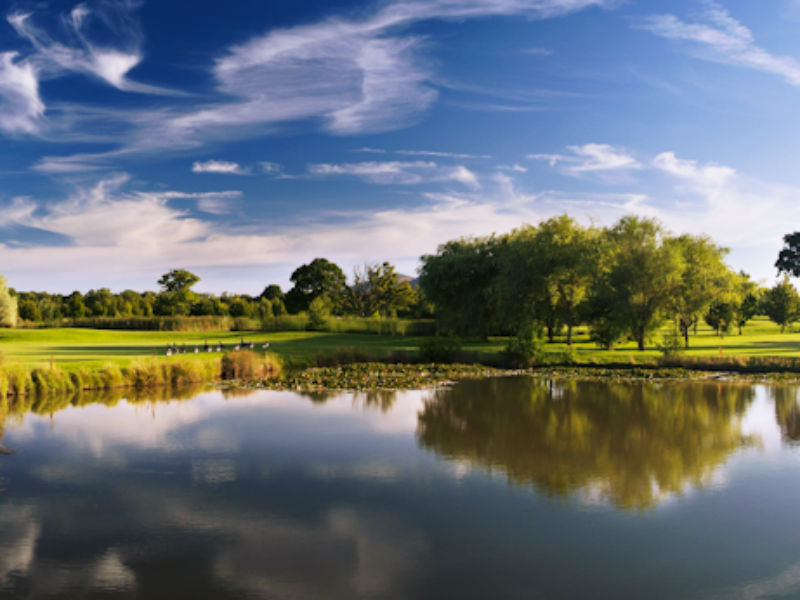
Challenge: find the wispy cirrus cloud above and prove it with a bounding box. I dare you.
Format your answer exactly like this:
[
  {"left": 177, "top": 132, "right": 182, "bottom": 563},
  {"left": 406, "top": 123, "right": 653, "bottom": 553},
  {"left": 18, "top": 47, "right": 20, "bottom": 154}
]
[
  {"left": 354, "top": 148, "right": 491, "bottom": 159},
  {"left": 309, "top": 160, "right": 480, "bottom": 187},
  {"left": 0, "top": 51, "right": 44, "bottom": 134},
  {"left": 192, "top": 160, "right": 249, "bottom": 175},
  {"left": 0, "top": 1, "right": 177, "bottom": 137},
  {"left": 637, "top": 1, "right": 800, "bottom": 87},
  {"left": 529, "top": 143, "right": 640, "bottom": 174},
  {"left": 32, "top": 0, "right": 610, "bottom": 165},
  {"left": 7, "top": 2, "right": 177, "bottom": 95}
]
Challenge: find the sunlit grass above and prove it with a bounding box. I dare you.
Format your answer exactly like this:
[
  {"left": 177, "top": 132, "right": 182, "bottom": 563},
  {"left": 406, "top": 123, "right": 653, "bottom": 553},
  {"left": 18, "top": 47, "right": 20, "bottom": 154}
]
[{"left": 0, "top": 316, "right": 798, "bottom": 371}]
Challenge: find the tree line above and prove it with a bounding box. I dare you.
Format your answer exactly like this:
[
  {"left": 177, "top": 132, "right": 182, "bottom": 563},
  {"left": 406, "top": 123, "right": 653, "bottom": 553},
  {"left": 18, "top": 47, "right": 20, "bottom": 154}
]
[
  {"left": 1, "top": 261, "right": 429, "bottom": 325},
  {"left": 419, "top": 215, "right": 798, "bottom": 351},
  {"left": 4, "top": 214, "right": 800, "bottom": 345}
]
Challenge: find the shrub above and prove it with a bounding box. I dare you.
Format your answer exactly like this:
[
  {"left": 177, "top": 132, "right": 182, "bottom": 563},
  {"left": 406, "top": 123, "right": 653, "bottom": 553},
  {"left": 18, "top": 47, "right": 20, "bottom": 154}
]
[
  {"left": 657, "top": 328, "right": 684, "bottom": 358},
  {"left": 308, "top": 296, "right": 332, "bottom": 330},
  {"left": 221, "top": 350, "right": 282, "bottom": 381},
  {"left": 419, "top": 337, "right": 463, "bottom": 363},
  {"left": 503, "top": 331, "right": 545, "bottom": 368},
  {"left": 312, "top": 346, "right": 379, "bottom": 367}
]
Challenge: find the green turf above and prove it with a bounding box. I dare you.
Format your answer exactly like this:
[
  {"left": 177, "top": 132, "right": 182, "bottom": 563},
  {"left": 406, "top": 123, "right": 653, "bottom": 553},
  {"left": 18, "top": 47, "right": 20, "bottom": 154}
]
[{"left": 0, "top": 316, "right": 798, "bottom": 370}]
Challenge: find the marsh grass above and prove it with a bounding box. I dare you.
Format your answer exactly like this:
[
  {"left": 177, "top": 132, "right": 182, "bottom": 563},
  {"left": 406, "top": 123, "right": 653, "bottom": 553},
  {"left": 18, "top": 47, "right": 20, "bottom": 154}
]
[
  {"left": 220, "top": 350, "right": 282, "bottom": 381},
  {"left": 0, "top": 356, "right": 225, "bottom": 403}
]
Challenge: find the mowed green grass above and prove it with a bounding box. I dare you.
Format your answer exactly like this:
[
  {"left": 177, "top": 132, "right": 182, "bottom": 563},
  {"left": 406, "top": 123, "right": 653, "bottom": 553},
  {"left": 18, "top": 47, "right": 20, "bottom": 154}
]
[{"left": 0, "top": 316, "right": 798, "bottom": 370}]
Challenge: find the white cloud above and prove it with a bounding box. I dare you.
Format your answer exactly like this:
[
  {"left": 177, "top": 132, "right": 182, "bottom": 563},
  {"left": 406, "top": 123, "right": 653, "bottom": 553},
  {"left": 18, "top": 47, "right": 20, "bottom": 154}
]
[
  {"left": 309, "top": 160, "right": 479, "bottom": 187},
  {"left": 522, "top": 47, "right": 555, "bottom": 56},
  {"left": 259, "top": 161, "right": 283, "bottom": 174},
  {"left": 192, "top": 160, "right": 249, "bottom": 175},
  {"left": 7, "top": 5, "right": 175, "bottom": 95},
  {"left": 449, "top": 165, "right": 480, "bottom": 188},
  {"left": 638, "top": 1, "right": 800, "bottom": 87},
  {"left": 529, "top": 143, "right": 640, "bottom": 174},
  {"left": 0, "top": 51, "right": 44, "bottom": 134},
  {"left": 498, "top": 164, "right": 528, "bottom": 172},
  {"left": 2, "top": 148, "right": 798, "bottom": 292},
  {"left": 396, "top": 149, "right": 491, "bottom": 159},
  {"left": 31, "top": 0, "right": 609, "bottom": 161},
  {"left": 652, "top": 151, "right": 734, "bottom": 188}
]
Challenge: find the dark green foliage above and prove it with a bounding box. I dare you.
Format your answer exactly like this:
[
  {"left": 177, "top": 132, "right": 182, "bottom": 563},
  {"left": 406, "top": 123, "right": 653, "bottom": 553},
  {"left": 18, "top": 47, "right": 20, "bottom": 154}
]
[
  {"left": 762, "top": 277, "right": 800, "bottom": 332},
  {"left": 419, "top": 236, "right": 500, "bottom": 338},
  {"left": 285, "top": 258, "right": 347, "bottom": 313},
  {"left": 418, "top": 337, "right": 464, "bottom": 363},
  {"left": 502, "top": 324, "right": 545, "bottom": 367},
  {"left": 705, "top": 301, "right": 735, "bottom": 336},
  {"left": 260, "top": 284, "right": 284, "bottom": 301},
  {"left": 776, "top": 232, "right": 800, "bottom": 277}
]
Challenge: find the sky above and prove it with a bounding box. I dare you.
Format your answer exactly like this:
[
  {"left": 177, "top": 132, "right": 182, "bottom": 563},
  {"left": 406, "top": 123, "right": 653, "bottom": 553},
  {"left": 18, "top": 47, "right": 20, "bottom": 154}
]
[{"left": 1, "top": 0, "right": 800, "bottom": 294}]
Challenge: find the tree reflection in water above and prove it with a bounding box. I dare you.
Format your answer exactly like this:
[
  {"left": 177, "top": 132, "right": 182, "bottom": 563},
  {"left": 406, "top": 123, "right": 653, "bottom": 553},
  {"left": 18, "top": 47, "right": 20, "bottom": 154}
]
[
  {"left": 771, "top": 386, "right": 800, "bottom": 443},
  {"left": 417, "top": 377, "right": 757, "bottom": 510}
]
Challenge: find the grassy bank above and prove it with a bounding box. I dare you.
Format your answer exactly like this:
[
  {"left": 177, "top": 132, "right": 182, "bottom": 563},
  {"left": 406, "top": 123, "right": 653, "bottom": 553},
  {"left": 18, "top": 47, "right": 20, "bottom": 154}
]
[
  {"left": 2, "top": 316, "right": 800, "bottom": 387},
  {"left": 0, "top": 351, "right": 283, "bottom": 405}
]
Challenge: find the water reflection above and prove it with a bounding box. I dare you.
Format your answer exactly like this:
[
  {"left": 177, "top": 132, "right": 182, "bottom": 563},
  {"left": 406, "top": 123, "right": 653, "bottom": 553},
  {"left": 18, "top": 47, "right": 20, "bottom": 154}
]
[
  {"left": 770, "top": 386, "right": 800, "bottom": 443},
  {"left": 3, "top": 378, "right": 800, "bottom": 599},
  {"left": 417, "top": 377, "right": 758, "bottom": 510}
]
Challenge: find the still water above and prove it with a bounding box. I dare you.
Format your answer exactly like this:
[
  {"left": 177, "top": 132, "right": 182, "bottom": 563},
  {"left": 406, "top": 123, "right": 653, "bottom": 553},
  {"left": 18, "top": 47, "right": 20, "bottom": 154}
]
[{"left": 1, "top": 377, "right": 800, "bottom": 599}]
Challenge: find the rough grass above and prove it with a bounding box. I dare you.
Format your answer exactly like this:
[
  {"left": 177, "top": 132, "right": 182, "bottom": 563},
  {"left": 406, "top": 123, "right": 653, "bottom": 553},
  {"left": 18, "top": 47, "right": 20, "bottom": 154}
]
[
  {"left": 2, "top": 316, "right": 800, "bottom": 377},
  {"left": 220, "top": 350, "right": 282, "bottom": 381}
]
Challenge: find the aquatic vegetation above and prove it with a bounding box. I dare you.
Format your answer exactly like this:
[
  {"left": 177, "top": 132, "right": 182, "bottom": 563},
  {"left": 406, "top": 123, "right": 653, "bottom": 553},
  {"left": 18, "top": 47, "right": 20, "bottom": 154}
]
[{"left": 266, "top": 362, "right": 510, "bottom": 392}]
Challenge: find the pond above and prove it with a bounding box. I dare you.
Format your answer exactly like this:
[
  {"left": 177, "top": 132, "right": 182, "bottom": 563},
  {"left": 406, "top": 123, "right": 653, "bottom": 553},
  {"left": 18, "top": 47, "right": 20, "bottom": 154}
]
[{"left": 1, "top": 376, "right": 800, "bottom": 599}]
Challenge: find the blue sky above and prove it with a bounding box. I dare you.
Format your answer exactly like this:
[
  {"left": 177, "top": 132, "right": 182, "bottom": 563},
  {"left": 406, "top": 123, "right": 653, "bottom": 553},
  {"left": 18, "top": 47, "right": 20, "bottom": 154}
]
[{"left": 1, "top": 0, "right": 799, "bottom": 293}]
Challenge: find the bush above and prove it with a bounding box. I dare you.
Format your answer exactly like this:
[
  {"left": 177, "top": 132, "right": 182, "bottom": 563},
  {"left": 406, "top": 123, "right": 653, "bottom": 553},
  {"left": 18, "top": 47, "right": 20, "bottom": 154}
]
[
  {"left": 67, "top": 316, "right": 235, "bottom": 331},
  {"left": 308, "top": 296, "right": 332, "bottom": 330},
  {"left": 657, "top": 328, "right": 684, "bottom": 358},
  {"left": 419, "top": 337, "right": 463, "bottom": 363},
  {"left": 260, "top": 314, "right": 309, "bottom": 332},
  {"left": 503, "top": 332, "right": 545, "bottom": 368},
  {"left": 221, "top": 350, "right": 282, "bottom": 381},
  {"left": 312, "top": 346, "right": 379, "bottom": 367}
]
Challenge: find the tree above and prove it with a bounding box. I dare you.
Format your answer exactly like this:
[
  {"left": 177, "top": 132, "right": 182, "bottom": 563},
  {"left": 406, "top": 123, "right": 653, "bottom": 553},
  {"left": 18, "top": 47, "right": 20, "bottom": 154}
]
[
  {"left": 0, "top": 275, "right": 13, "bottom": 327},
  {"left": 732, "top": 272, "right": 760, "bottom": 335},
  {"left": 776, "top": 232, "right": 800, "bottom": 277},
  {"left": 260, "top": 284, "right": 284, "bottom": 302},
  {"left": 762, "top": 276, "right": 800, "bottom": 332},
  {"left": 347, "top": 262, "right": 417, "bottom": 317},
  {"left": 285, "top": 258, "right": 346, "bottom": 313},
  {"left": 419, "top": 236, "right": 500, "bottom": 338},
  {"left": 158, "top": 269, "right": 200, "bottom": 293},
  {"left": 705, "top": 300, "right": 735, "bottom": 336},
  {"left": 64, "top": 291, "right": 86, "bottom": 318},
  {"left": 499, "top": 216, "right": 596, "bottom": 345},
  {"left": 85, "top": 288, "right": 116, "bottom": 317},
  {"left": 588, "top": 217, "right": 683, "bottom": 351},
  {"left": 668, "top": 234, "right": 731, "bottom": 348},
  {"left": 156, "top": 269, "right": 200, "bottom": 316}
]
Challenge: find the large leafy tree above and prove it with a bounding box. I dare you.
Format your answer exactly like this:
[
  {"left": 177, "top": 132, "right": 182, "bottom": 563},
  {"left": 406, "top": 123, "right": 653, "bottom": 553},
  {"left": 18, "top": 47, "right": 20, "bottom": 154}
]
[
  {"left": 285, "top": 258, "right": 347, "bottom": 313},
  {"left": 588, "top": 216, "right": 683, "bottom": 351},
  {"left": 498, "top": 216, "right": 596, "bottom": 344},
  {"left": 668, "top": 234, "right": 731, "bottom": 347},
  {"left": 762, "top": 276, "right": 800, "bottom": 332},
  {"left": 419, "top": 236, "right": 500, "bottom": 338},
  {"left": 155, "top": 269, "right": 200, "bottom": 316}
]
